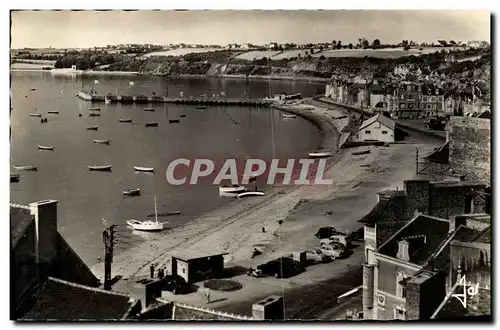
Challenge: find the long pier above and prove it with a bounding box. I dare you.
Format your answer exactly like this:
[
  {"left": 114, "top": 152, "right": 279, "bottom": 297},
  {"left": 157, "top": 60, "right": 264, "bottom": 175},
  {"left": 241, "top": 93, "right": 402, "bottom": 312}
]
[{"left": 78, "top": 92, "right": 271, "bottom": 107}]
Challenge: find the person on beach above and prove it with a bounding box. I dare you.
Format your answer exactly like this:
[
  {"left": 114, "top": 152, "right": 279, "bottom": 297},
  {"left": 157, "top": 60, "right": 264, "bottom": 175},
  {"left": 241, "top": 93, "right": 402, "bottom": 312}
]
[
  {"left": 205, "top": 287, "right": 211, "bottom": 304},
  {"left": 150, "top": 264, "right": 155, "bottom": 279}
]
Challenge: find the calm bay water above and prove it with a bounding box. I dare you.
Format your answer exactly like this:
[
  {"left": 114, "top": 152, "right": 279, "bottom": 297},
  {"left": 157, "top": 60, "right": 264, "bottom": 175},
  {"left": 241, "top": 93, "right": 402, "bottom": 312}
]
[{"left": 10, "top": 72, "right": 324, "bottom": 265}]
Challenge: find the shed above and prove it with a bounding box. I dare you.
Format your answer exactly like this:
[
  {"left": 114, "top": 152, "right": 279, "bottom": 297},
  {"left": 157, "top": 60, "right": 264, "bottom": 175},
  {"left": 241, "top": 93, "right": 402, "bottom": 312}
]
[
  {"left": 170, "top": 250, "right": 228, "bottom": 284},
  {"left": 355, "top": 114, "right": 396, "bottom": 143}
]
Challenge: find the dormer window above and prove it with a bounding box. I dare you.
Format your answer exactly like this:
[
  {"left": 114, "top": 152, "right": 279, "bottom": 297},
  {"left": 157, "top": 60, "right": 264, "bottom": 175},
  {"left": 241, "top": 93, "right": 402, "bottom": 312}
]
[{"left": 396, "top": 240, "right": 410, "bottom": 261}]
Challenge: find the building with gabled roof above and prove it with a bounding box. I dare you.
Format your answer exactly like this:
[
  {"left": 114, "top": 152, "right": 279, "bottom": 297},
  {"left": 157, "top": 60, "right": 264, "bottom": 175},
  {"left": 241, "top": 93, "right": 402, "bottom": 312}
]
[{"left": 354, "top": 114, "right": 396, "bottom": 143}]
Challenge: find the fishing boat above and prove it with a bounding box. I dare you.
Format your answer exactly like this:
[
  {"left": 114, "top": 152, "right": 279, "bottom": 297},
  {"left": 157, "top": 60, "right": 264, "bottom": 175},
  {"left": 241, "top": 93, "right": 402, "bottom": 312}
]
[
  {"left": 144, "top": 108, "right": 155, "bottom": 111},
  {"left": 237, "top": 191, "right": 265, "bottom": 198},
  {"left": 145, "top": 122, "right": 158, "bottom": 127},
  {"left": 283, "top": 114, "right": 297, "bottom": 119},
  {"left": 179, "top": 114, "right": 187, "bottom": 118},
  {"left": 352, "top": 150, "right": 371, "bottom": 156},
  {"left": 147, "top": 211, "right": 181, "bottom": 217},
  {"left": 219, "top": 185, "right": 247, "bottom": 194},
  {"left": 129, "top": 81, "right": 135, "bottom": 86},
  {"left": 37, "top": 145, "right": 54, "bottom": 151},
  {"left": 30, "top": 113, "right": 42, "bottom": 117},
  {"left": 10, "top": 174, "right": 20, "bottom": 183},
  {"left": 13, "top": 165, "right": 38, "bottom": 171},
  {"left": 30, "top": 88, "right": 36, "bottom": 91},
  {"left": 87, "top": 126, "right": 98, "bottom": 130},
  {"left": 89, "top": 108, "right": 101, "bottom": 111},
  {"left": 123, "top": 188, "right": 141, "bottom": 196},
  {"left": 93, "top": 139, "right": 110, "bottom": 144},
  {"left": 196, "top": 106, "right": 207, "bottom": 110},
  {"left": 134, "top": 166, "right": 155, "bottom": 172},
  {"left": 88, "top": 165, "right": 112, "bottom": 171},
  {"left": 169, "top": 119, "right": 180, "bottom": 124},
  {"left": 89, "top": 113, "right": 100, "bottom": 117},
  {"left": 119, "top": 118, "right": 132, "bottom": 123},
  {"left": 105, "top": 98, "right": 111, "bottom": 104},
  {"left": 47, "top": 111, "right": 59, "bottom": 114},
  {"left": 126, "top": 196, "right": 164, "bottom": 232},
  {"left": 308, "top": 149, "right": 333, "bottom": 158}
]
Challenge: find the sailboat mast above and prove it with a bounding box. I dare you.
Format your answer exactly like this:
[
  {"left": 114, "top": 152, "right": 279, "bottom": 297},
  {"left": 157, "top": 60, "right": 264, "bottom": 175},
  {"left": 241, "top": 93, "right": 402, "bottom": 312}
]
[{"left": 154, "top": 196, "right": 158, "bottom": 223}]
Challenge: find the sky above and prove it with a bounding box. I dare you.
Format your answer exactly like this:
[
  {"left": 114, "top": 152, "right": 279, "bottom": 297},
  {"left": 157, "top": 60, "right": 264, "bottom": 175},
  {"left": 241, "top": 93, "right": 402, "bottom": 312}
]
[{"left": 10, "top": 10, "right": 491, "bottom": 49}]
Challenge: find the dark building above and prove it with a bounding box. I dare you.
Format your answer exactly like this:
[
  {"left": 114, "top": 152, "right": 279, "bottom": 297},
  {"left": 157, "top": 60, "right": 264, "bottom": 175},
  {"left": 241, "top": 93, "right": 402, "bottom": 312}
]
[{"left": 170, "top": 250, "right": 227, "bottom": 284}]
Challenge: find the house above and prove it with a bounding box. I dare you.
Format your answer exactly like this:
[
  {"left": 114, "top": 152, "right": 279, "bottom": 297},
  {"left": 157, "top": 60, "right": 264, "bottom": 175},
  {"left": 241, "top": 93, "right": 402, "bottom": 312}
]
[
  {"left": 11, "top": 200, "right": 140, "bottom": 320},
  {"left": 169, "top": 250, "right": 227, "bottom": 284},
  {"left": 395, "top": 82, "right": 424, "bottom": 119},
  {"left": 267, "top": 42, "right": 278, "bottom": 50},
  {"left": 354, "top": 114, "right": 396, "bottom": 143},
  {"left": 240, "top": 43, "right": 251, "bottom": 50},
  {"left": 420, "top": 85, "right": 444, "bottom": 117}
]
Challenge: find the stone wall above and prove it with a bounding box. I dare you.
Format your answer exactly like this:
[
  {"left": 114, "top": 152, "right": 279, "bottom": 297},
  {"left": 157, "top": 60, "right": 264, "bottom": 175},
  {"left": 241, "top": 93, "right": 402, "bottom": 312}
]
[
  {"left": 448, "top": 117, "right": 491, "bottom": 185},
  {"left": 406, "top": 271, "right": 446, "bottom": 320}
]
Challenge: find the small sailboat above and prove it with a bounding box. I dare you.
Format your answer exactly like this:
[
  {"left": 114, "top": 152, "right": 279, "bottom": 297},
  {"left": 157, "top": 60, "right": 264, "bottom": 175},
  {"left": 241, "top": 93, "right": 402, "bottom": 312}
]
[
  {"left": 105, "top": 98, "right": 111, "bottom": 104},
  {"left": 169, "top": 119, "right": 180, "bottom": 124},
  {"left": 87, "top": 126, "right": 98, "bottom": 130},
  {"left": 283, "top": 114, "right": 297, "bottom": 119},
  {"left": 30, "top": 113, "right": 42, "bottom": 117},
  {"left": 93, "top": 139, "right": 110, "bottom": 144},
  {"left": 308, "top": 149, "right": 333, "bottom": 158},
  {"left": 89, "top": 113, "right": 100, "bottom": 117},
  {"left": 10, "top": 174, "right": 20, "bottom": 183},
  {"left": 47, "top": 111, "right": 59, "bottom": 114},
  {"left": 144, "top": 108, "right": 155, "bottom": 111},
  {"left": 13, "top": 165, "right": 38, "bottom": 171},
  {"left": 145, "top": 122, "right": 158, "bottom": 127},
  {"left": 88, "top": 165, "right": 112, "bottom": 171},
  {"left": 123, "top": 188, "right": 141, "bottom": 196},
  {"left": 237, "top": 191, "right": 265, "bottom": 198},
  {"left": 89, "top": 108, "right": 101, "bottom": 111},
  {"left": 219, "top": 185, "right": 247, "bottom": 194},
  {"left": 147, "top": 211, "right": 181, "bottom": 217},
  {"left": 179, "top": 114, "right": 187, "bottom": 118},
  {"left": 37, "top": 145, "right": 54, "bottom": 151},
  {"left": 119, "top": 118, "right": 132, "bottom": 123},
  {"left": 126, "top": 196, "right": 164, "bottom": 232},
  {"left": 134, "top": 166, "right": 155, "bottom": 173}
]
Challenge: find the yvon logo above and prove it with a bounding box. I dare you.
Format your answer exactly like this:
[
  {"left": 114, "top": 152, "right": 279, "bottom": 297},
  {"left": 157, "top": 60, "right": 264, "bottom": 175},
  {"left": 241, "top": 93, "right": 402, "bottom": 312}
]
[{"left": 165, "top": 158, "right": 333, "bottom": 186}]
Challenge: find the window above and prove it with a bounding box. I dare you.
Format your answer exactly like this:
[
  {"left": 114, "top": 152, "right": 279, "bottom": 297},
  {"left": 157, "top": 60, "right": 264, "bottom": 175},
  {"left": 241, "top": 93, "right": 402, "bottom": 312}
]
[
  {"left": 382, "top": 131, "right": 388, "bottom": 134},
  {"left": 427, "top": 104, "right": 431, "bottom": 109},
  {"left": 396, "top": 271, "right": 408, "bottom": 299},
  {"left": 394, "top": 306, "right": 406, "bottom": 320},
  {"left": 399, "top": 103, "right": 405, "bottom": 108},
  {"left": 365, "top": 130, "right": 371, "bottom": 134},
  {"left": 422, "top": 96, "right": 428, "bottom": 102},
  {"left": 465, "top": 195, "right": 474, "bottom": 213},
  {"left": 408, "top": 103, "right": 413, "bottom": 109}
]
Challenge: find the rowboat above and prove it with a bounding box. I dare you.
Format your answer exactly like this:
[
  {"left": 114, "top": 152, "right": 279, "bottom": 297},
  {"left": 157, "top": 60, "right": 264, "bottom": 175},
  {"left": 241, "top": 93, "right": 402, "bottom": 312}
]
[
  {"left": 87, "top": 126, "right": 98, "bottom": 130},
  {"left": 10, "top": 174, "right": 20, "bottom": 183},
  {"left": 283, "top": 114, "right": 297, "bottom": 119},
  {"left": 237, "top": 191, "right": 265, "bottom": 198},
  {"left": 30, "top": 88, "right": 36, "bottom": 91},
  {"left": 169, "top": 119, "right": 180, "bottom": 124},
  {"left": 147, "top": 211, "right": 181, "bottom": 217},
  {"left": 37, "top": 145, "right": 54, "bottom": 151},
  {"left": 144, "top": 108, "right": 155, "bottom": 111},
  {"left": 196, "top": 106, "right": 207, "bottom": 110},
  {"left": 308, "top": 149, "right": 333, "bottom": 158},
  {"left": 119, "top": 118, "right": 132, "bottom": 123},
  {"left": 219, "top": 185, "right": 247, "bottom": 194},
  {"left": 179, "top": 114, "right": 187, "bottom": 118},
  {"left": 127, "top": 196, "right": 164, "bottom": 232},
  {"left": 89, "top": 113, "right": 100, "bottom": 117},
  {"left": 88, "top": 165, "right": 112, "bottom": 171},
  {"left": 352, "top": 150, "right": 371, "bottom": 156},
  {"left": 89, "top": 108, "right": 100, "bottom": 111},
  {"left": 30, "top": 113, "right": 42, "bottom": 117},
  {"left": 145, "top": 123, "right": 158, "bottom": 127},
  {"left": 123, "top": 188, "right": 141, "bottom": 196},
  {"left": 13, "top": 165, "right": 38, "bottom": 171},
  {"left": 47, "top": 111, "right": 59, "bottom": 114},
  {"left": 93, "top": 139, "right": 110, "bottom": 144},
  {"left": 134, "top": 166, "right": 155, "bottom": 172}
]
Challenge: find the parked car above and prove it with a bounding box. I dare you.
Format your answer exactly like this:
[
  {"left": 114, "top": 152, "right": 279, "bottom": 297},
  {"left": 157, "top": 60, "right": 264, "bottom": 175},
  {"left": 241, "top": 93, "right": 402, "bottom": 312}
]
[
  {"left": 257, "top": 257, "right": 305, "bottom": 279},
  {"left": 305, "top": 249, "right": 331, "bottom": 264},
  {"left": 315, "top": 226, "right": 337, "bottom": 239},
  {"left": 320, "top": 234, "right": 351, "bottom": 248},
  {"left": 246, "top": 267, "right": 264, "bottom": 278},
  {"left": 162, "top": 275, "right": 188, "bottom": 295},
  {"left": 319, "top": 245, "right": 347, "bottom": 260}
]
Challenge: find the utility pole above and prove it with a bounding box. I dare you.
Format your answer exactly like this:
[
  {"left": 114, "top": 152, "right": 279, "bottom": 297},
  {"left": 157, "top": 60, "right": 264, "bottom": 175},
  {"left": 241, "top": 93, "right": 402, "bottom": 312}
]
[
  {"left": 103, "top": 224, "right": 115, "bottom": 290},
  {"left": 415, "top": 148, "right": 419, "bottom": 175}
]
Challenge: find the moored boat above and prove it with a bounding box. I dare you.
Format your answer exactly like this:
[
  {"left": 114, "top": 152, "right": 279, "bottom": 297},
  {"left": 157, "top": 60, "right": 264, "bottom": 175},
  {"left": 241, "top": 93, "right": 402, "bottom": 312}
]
[
  {"left": 169, "top": 119, "right": 180, "bottom": 124},
  {"left": 134, "top": 166, "right": 155, "bottom": 172},
  {"left": 283, "top": 114, "right": 297, "bottom": 119},
  {"left": 179, "top": 114, "right": 187, "bottom": 118},
  {"left": 196, "top": 106, "right": 207, "bottom": 110},
  {"left": 30, "top": 113, "right": 42, "bottom": 117},
  {"left": 89, "top": 108, "right": 101, "bottom": 111},
  {"left": 87, "top": 126, "right": 98, "bottom": 130},
  {"left": 89, "top": 113, "right": 100, "bottom": 117},
  {"left": 37, "top": 145, "right": 54, "bottom": 151},
  {"left": 352, "top": 149, "right": 371, "bottom": 156},
  {"left": 237, "top": 191, "right": 265, "bottom": 198},
  {"left": 10, "top": 174, "right": 20, "bottom": 182},
  {"left": 88, "top": 165, "right": 112, "bottom": 171},
  {"left": 47, "top": 111, "right": 59, "bottom": 114},
  {"left": 119, "top": 118, "right": 132, "bottom": 123},
  {"left": 13, "top": 165, "right": 38, "bottom": 171},
  {"left": 308, "top": 149, "right": 333, "bottom": 158},
  {"left": 144, "top": 108, "right": 155, "bottom": 111},
  {"left": 145, "top": 122, "right": 158, "bottom": 127},
  {"left": 147, "top": 211, "right": 181, "bottom": 217},
  {"left": 123, "top": 188, "right": 141, "bottom": 196},
  {"left": 127, "top": 196, "right": 164, "bottom": 232},
  {"left": 219, "top": 185, "right": 247, "bottom": 194},
  {"left": 93, "top": 139, "right": 110, "bottom": 144}
]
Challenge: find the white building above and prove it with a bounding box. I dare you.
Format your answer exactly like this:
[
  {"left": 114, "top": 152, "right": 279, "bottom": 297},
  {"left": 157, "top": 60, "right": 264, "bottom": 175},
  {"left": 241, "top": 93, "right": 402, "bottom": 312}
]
[
  {"left": 240, "top": 43, "right": 251, "bottom": 50},
  {"left": 354, "top": 114, "right": 396, "bottom": 143}
]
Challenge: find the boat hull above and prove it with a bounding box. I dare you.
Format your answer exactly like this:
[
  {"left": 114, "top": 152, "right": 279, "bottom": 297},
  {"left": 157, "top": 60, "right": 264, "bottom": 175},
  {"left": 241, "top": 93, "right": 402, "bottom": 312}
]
[
  {"left": 126, "top": 220, "right": 163, "bottom": 232},
  {"left": 13, "top": 166, "right": 37, "bottom": 171},
  {"left": 145, "top": 123, "right": 158, "bottom": 127},
  {"left": 88, "top": 166, "right": 112, "bottom": 171},
  {"left": 38, "top": 145, "right": 54, "bottom": 151},
  {"left": 237, "top": 192, "right": 265, "bottom": 198},
  {"left": 93, "top": 140, "right": 110, "bottom": 144},
  {"left": 219, "top": 186, "right": 247, "bottom": 194},
  {"left": 123, "top": 189, "right": 141, "bottom": 196},
  {"left": 134, "top": 167, "right": 155, "bottom": 172}
]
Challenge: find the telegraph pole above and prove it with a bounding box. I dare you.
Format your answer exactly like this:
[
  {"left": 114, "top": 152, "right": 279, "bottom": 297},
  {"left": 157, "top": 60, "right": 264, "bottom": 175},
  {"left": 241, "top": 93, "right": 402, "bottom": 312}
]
[
  {"left": 415, "top": 149, "right": 419, "bottom": 175},
  {"left": 103, "top": 224, "right": 115, "bottom": 290}
]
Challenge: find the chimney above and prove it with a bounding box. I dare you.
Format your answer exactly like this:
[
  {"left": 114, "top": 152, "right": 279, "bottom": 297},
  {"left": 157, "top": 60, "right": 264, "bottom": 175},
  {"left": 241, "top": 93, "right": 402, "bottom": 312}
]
[
  {"left": 29, "top": 200, "right": 58, "bottom": 268},
  {"left": 396, "top": 240, "right": 410, "bottom": 262},
  {"left": 252, "top": 295, "right": 284, "bottom": 320}
]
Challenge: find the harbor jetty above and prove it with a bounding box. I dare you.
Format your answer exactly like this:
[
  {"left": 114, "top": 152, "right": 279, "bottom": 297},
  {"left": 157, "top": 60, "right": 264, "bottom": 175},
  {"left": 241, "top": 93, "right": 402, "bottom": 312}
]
[{"left": 77, "top": 91, "right": 271, "bottom": 107}]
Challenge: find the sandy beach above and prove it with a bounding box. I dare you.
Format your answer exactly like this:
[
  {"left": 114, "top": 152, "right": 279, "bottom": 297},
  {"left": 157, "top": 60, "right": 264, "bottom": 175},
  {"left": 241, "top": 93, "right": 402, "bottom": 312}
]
[{"left": 90, "top": 98, "right": 440, "bottom": 287}]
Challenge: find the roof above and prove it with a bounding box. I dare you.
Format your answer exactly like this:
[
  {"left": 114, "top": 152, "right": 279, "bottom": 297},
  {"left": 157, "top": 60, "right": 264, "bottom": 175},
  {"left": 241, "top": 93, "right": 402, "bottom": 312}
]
[
  {"left": 358, "top": 199, "right": 390, "bottom": 226},
  {"left": 171, "top": 250, "right": 228, "bottom": 262},
  {"left": 378, "top": 214, "right": 450, "bottom": 265},
  {"left": 474, "top": 227, "right": 491, "bottom": 244},
  {"left": 358, "top": 114, "right": 396, "bottom": 131},
  {"left": 430, "top": 181, "right": 487, "bottom": 188},
  {"left": 432, "top": 285, "right": 491, "bottom": 319},
  {"left": 425, "top": 142, "right": 449, "bottom": 164},
  {"left": 19, "top": 277, "right": 136, "bottom": 320},
  {"left": 10, "top": 204, "right": 34, "bottom": 247},
  {"left": 172, "top": 303, "right": 252, "bottom": 321}
]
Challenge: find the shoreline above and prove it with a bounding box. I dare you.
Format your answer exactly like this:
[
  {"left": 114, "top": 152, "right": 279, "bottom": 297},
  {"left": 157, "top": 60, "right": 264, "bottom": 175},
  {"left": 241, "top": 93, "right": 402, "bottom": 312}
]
[{"left": 90, "top": 98, "right": 349, "bottom": 280}]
